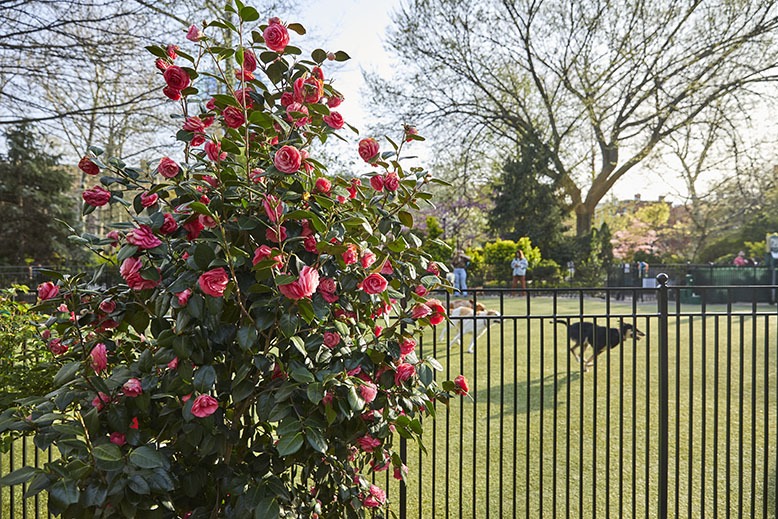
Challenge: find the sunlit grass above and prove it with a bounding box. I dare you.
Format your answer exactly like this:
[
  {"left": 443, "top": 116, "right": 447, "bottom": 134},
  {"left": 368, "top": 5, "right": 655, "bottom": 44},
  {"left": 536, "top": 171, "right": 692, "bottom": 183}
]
[{"left": 384, "top": 293, "right": 778, "bottom": 518}]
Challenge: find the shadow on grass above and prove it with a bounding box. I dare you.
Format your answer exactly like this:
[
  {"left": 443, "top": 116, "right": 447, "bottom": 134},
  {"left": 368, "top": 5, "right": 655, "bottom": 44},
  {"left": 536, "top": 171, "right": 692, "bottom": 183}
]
[{"left": 472, "top": 371, "right": 581, "bottom": 415}]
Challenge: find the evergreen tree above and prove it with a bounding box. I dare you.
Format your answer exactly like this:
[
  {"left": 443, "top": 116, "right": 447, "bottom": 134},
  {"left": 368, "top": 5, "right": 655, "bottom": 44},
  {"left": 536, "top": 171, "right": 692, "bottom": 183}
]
[
  {"left": 0, "top": 125, "right": 75, "bottom": 265},
  {"left": 488, "top": 141, "right": 566, "bottom": 254}
]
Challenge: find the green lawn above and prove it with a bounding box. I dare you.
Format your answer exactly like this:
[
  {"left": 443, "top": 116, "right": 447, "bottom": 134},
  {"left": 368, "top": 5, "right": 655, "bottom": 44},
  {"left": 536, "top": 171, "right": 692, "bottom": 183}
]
[
  {"left": 386, "top": 294, "right": 778, "bottom": 518},
  {"left": 3, "top": 294, "right": 777, "bottom": 518}
]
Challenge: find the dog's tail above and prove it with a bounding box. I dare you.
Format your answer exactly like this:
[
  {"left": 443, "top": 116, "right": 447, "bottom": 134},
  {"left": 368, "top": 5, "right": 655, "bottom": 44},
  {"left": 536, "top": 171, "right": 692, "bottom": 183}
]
[{"left": 553, "top": 319, "right": 569, "bottom": 326}]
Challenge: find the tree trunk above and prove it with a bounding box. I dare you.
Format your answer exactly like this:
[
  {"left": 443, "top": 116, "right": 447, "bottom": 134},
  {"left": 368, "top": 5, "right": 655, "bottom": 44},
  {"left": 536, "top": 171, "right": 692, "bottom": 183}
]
[{"left": 575, "top": 204, "right": 594, "bottom": 237}]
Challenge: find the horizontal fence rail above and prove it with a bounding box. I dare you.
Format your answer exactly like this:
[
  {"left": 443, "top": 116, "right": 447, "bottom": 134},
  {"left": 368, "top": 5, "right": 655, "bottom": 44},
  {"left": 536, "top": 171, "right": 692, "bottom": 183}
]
[{"left": 2, "top": 280, "right": 777, "bottom": 518}]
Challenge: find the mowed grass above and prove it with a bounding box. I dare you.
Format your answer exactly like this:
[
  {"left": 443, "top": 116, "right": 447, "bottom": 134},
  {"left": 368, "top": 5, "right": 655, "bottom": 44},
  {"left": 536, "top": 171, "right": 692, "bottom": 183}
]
[
  {"left": 383, "top": 293, "right": 778, "bottom": 518},
  {"left": 1, "top": 435, "right": 51, "bottom": 518},
  {"left": 3, "top": 293, "right": 777, "bottom": 518}
]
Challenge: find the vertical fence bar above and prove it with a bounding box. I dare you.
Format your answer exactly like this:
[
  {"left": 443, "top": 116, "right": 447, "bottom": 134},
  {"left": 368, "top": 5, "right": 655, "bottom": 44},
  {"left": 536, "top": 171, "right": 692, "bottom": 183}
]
[
  {"left": 399, "top": 436, "right": 407, "bottom": 519},
  {"left": 657, "top": 273, "right": 670, "bottom": 519}
]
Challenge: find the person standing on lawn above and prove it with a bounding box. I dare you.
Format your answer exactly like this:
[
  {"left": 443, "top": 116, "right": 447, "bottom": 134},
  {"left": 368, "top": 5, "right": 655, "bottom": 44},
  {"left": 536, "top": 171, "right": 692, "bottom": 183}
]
[
  {"left": 511, "top": 249, "right": 529, "bottom": 296},
  {"left": 451, "top": 249, "right": 471, "bottom": 296}
]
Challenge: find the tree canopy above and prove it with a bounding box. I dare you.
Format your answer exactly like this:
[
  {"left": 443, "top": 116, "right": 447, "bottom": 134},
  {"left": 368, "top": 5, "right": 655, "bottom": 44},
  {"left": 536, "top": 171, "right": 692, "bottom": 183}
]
[
  {"left": 0, "top": 125, "right": 76, "bottom": 264},
  {"left": 374, "top": 0, "right": 778, "bottom": 235}
]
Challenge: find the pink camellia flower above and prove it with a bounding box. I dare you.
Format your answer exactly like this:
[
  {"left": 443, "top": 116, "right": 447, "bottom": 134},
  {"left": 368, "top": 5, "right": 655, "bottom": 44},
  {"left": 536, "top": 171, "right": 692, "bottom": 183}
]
[
  {"left": 400, "top": 338, "right": 416, "bottom": 356},
  {"left": 321, "top": 391, "right": 334, "bottom": 406},
  {"left": 322, "top": 331, "right": 340, "bottom": 349},
  {"left": 265, "top": 225, "right": 287, "bottom": 243},
  {"left": 186, "top": 24, "right": 203, "bottom": 41},
  {"left": 358, "top": 138, "right": 380, "bottom": 163},
  {"left": 82, "top": 185, "right": 111, "bottom": 207},
  {"left": 369, "top": 175, "right": 384, "bottom": 192},
  {"left": 322, "top": 112, "right": 344, "bottom": 130},
  {"left": 360, "top": 250, "right": 376, "bottom": 269},
  {"left": 155, "top": 58, "right": 170, "bottom": 72},
  {"left": 263, "top": 18, "right": 290, "bottom": 53},
  {"left": 286, "top": 102, "right": 311, "bottom": 127},
  {"left": 120, "top": 257, "right": 160, "bottom": 291},
  {"left": 205, "top": 98, "right": 217, "bottom": 110},
  {"left": 404, "top": 125, "right": 419, "bottom": 142},
  {"left": 222, "top": 106, "right": 246, "bottom": 129},
  {"left": 394, "top": 363, "right": 416, "bottom": 386},
  {"left": 158, "top": 157, "right": 180, "bottom": 178},
  {"left": 183, "top": 218, "right": 204, "bottom": 240},
  {"left": 167, "top": 357, "right": 179, "bottom": 370},
  {"left": 249, "top": 168, "right": 265, "bottom": 183},
  {"left": 198, "top": 268, "right": 229, "bottom": 297},
  {"left": 242, "top": 49, "right": 257, "bottom": 72},
  {"left": 162, "top": 65, "right": 190, "bottom": 91},
  {"left": 122, "top": 378, "right": 143, "bottom": 397},
  {"left": 384, "top": 171, "right": 400, "bottom": 191},
  {"left": 280, "top": 91, "right": 294, "bottom": 107},
  {"left": 263, "top": 195, "right": 283, "bottom": 223},
  {"left": 176, "top": 289, "right": 192, "bottom": 306},
  {"left": 252, "top": 245, "right": 282, "bottom": 268},
  {"left": 140, "top": 192, "right": 158, "bottom": 207},
  {"left": 99, "top": 299, "right": 116, "bottom": 314},
  {"left": 411, "top": 303, "right": 432, "bottom": 320},
  {"left": 166, "top": 44, "right": 178, "bottom": 60},
  {"left": 425, "top": 298, "right": 447, "bottom": 326},
  {"left": 278, "top": 265, "right": 320, "bottom": 300},
  {"left": 109, "top": 432, "right": 126, "bottom": 446},
  {"left": 92, "top": 392, "right": 111, "bottom": 411},
  {"left": 160, "top": 213, "right": 178, "bottom": 235},
  {"left": 37, "top": 282, "right": 59, "bottom": 300},
  {"left": 414, "top": 285, "right": 427, "bottom": 297},
  {"left": 48, "top": 339, "right": 68, "bottom": 355},
  {"left": 314, "top": 177, "right": 331, "bottom": 194},
  {"left": 201, "top": 175, "right": 219, "bottom": 188},
  {"left": 106, "top": 230, "right": 121, "bottom": 247},
  {"left": 205, "top": 140, "right": 226, "bottom": 162},
  {"left": 78, "top": 156, "right": 100, "bottom": 175},
  {"left": 90, "top": 343, "right": 108, "bottom": 374},
  {"left": 163, "top": 86, "right": 183, "bottom": 101},
  {"left": 347, "top": 178, "right": 361, "bottom": 199},
  {"left": 183, "top": 116, "right": 206, "bottom": 133},
  {"left": 426, "top": 262, "right": 440, "bottom": 275},
  {"left": 303, "top": 235, "right": 318, "bottom": 253},
  {"left": 361, "top": 273, "right": 388, "bottom": 295},
  {"left": 274, "top": 145, "right": 302, "bottom": 174},
  {"left": 342, "top": 244, "right": 358, "bottom": 265},
  {"left": 357, "top": 434, "right": 381, "bottom": 453},
  {"left": 393, "top": 464, "right": 409, "bottom": 481},
  {"left": 327, "top": 94, "right": 343, "bottom": 108},
  {"left": 127, "top": 225, "right": 162, "bottom": 250},
  {"left": 198, "top": 214, "right": 217, "bottom": 229},
  {"left": 359, "top": 382, "right": 378, "bottom": 403},
  {"left": 454, "top": 374, "right": 469, "bottom": 396},
  {"left": 318, "top": 277, "right": 338, "bottom": 303},
  {"left": 362, "top": 484, "right": 387, "bottom": 508},
  {"left": 380, "top": 260, "right": 394, "bottom": 275},
  {"left": 191, "top": 394, "right": 219, "bottom": 418},
  {"left": 129, "top": 417, "right": 139, "bottom": 429},
  {"left": 300, "top": 149, "right": 314, "bottom": 174}
]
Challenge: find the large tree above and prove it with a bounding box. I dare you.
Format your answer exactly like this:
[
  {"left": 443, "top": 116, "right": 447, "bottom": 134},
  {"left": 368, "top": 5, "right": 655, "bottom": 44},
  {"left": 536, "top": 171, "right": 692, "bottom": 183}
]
[
  {"left": 0, "top": 125, "right": 76, "bottom": 265},
  {"left": 488, "top": 138, "right": 566, "bottom": 253},
  {"left": 374, "top": 0, "right": 778, "bottom": 235}
]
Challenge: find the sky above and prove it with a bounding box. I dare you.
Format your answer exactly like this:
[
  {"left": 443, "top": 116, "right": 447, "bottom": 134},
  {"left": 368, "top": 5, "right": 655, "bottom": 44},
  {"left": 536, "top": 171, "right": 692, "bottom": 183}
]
[{"left": 291, "top": 0, "right": 683, "bottom": 205}]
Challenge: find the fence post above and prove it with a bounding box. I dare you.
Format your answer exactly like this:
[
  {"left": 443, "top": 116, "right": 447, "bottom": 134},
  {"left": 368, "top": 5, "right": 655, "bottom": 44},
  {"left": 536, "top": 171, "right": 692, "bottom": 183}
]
[
  {"left": 399, "top": 435, "right": 407, "bottom": 519},
  {"left": 656, "top": 273, "right": 669, "bottom": 519}
]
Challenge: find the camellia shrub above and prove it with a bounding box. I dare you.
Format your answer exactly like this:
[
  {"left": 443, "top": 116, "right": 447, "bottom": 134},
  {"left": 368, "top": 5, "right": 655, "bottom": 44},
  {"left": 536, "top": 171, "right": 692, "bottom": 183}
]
[{"left": 0, "top": 5, "right": 467, "bottom": 518}]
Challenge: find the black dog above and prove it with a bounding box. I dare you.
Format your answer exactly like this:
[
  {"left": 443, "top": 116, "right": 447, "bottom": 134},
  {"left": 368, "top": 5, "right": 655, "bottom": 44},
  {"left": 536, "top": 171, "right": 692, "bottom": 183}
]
[{"left": 554, "top": 320, "right": 645, "bottom": 371}]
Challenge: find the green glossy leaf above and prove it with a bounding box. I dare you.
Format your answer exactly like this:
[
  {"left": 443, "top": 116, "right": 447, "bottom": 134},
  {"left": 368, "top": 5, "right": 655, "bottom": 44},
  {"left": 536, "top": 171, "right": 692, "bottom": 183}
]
[
  {"left": 53, "top": 362, "right": 81, "bottom": 387},
  {"left": 254, "top": 498, "right": 280, "bottom": 519},
  {"left": 49, "top": 480, "right": 80, "bottom": 507},
  {"left": 193, "top": 365, "right": 216, "bottom": 392},
  {"left": 239, "top": 5, "right": 259, "bottom": 21},
  {"left": 311, "top": 48, "right": 327, "bottom": 63},
  {"left": 275, "top": 432, "right": 303, "bottom": 456},
  {"left": 287, "top": 23, "right": 306, "bottom": 35},
  {"left": 129, "top": 445, "right": 168, "bottom": 469},
  {"left": 0, "top": 466, "right": 38, "bottom": 486}
]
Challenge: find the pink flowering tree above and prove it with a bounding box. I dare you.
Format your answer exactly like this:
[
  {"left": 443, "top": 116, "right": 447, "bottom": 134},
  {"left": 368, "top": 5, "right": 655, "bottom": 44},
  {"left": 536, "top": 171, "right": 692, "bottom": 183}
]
[{"left": 0, "top": 6, "right": 468, "bottom": 518}]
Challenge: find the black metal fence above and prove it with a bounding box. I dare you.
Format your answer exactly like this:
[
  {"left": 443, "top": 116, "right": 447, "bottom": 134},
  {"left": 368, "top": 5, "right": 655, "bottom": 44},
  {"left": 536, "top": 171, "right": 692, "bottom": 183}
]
[{"left": 2, "top": 279, "right": 777, "bottom": 518}]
